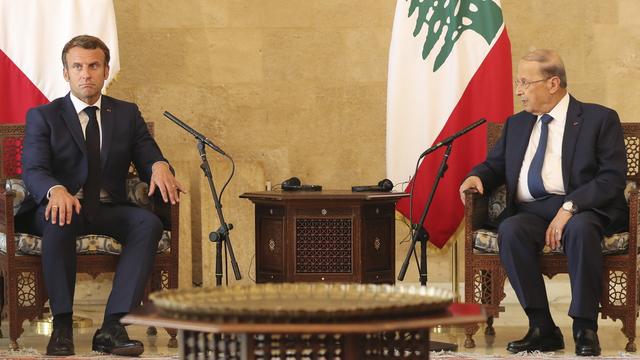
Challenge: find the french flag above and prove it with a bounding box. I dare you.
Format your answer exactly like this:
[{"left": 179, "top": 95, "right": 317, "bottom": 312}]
[{"left": 0, "top": 0, "right": 120, "bottom": 124}]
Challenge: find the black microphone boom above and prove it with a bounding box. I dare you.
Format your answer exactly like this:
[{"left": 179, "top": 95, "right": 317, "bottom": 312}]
[
  {"left": 163, "top": 111, "right": 226, "bottom": 156},
  {"left": 419, "top": 118, "right": 486, "bottom": 158}
]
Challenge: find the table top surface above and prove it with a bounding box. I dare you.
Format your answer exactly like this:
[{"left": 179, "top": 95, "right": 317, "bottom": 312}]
[
  {"left": 240, "top": 190, "right": 409, "bottom": 201},
  {"left": 122, "top": 303, "right": 485, "bottom": 334}
]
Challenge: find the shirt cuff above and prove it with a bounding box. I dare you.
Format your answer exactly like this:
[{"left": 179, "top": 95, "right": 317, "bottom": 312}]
[{"left": 47, "top": 185, "right": 66, "bottom": 199}]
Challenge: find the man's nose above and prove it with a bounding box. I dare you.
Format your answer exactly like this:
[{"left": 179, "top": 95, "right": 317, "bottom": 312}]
[{"left": 80, "top": 67, "right": 91, "bottom": 78}]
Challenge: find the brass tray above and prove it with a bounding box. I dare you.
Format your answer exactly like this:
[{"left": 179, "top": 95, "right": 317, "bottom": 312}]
[{"left": 150, "top": 283, "right": 453, "bottom": 322}]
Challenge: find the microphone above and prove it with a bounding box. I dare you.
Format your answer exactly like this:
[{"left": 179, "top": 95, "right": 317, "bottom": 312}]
[
  {"left": 419, "top": 118, "right": 487, "bottom": 158},
  {"left": 163, "top": 111, "right": 226, "bottom": 156}
]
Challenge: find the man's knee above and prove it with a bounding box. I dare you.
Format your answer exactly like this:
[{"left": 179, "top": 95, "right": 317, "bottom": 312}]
[
  {"left": 137, "top": 210, "right": 163, "bottom": 241},
  {"left": 498, "top": 216, "right": 528, "bottom": 247},
  {"left": 41, "top": 212, "right": 83, "bottom": 239},
  {"left": 564, "top": 213, "right": 602, "bottom": 236},
  {"left": 563, "top": 213, "right": 603, "bottom": 250}
]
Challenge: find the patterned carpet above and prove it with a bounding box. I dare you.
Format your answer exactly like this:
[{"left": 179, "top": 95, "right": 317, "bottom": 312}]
[
  {"left": 0, "top": 348, "right": 176, "bottom": 359},
  {"left": 431, "top": 350, "right": 639, "bottom": 359}
]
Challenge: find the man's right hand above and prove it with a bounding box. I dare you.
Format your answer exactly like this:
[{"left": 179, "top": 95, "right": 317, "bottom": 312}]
[
  {"left": 459, "top": 176, "right": 484, "bottom": 204},
  {"left": 46, "top": 187, "right": 81, "bottom": 226}
]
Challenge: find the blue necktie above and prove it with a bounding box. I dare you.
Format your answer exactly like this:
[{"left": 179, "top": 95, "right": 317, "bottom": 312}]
[
  {"left": 527, "top": 114, "right": 554, "bottom": 199},
  {"left": 83, "top": 106, "right": 101, "bottom": 220}
]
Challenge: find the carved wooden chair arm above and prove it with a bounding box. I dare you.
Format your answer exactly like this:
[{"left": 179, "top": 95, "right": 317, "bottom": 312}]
[
  {"left": 0, "top": 188, "right": 16, "bottom": 256},
  {"left": 151, "top": 193, "right": 180, "bottom": 251},
  {"left": 627, "top": 186, "right": 639, "bottom": 253},
  {"left": 463, "top": 188, "right": 489, "bottom": 232}
]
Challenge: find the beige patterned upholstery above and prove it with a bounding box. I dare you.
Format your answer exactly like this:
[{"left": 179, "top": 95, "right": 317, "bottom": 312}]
[
  {"left": 472, "top": 181, "right": 637, "bottom": 255},
  {"left": 0, "top": 178, "right": 171, "bottom": 255}
]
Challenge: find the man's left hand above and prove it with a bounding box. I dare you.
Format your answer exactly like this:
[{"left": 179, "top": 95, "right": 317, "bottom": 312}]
[
  {"left": 546, "top": 208, "right": 573, "bottom": 250},
  {"left": 149, "top": 162, "right": 185, "bottom": 204}
]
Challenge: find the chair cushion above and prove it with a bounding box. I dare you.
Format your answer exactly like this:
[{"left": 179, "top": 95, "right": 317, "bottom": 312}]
[
  {"left": 0, "top": 230, "right": 171, "bottom": 255},
  {"left": 473, "top": 229, "right": 631, "bottom": 255},
  {"left": 476, "top": 181, "right": 637, "bottom": 255},
  {"left": 5, "top": 178, "right": 153, "bottom": 215}
]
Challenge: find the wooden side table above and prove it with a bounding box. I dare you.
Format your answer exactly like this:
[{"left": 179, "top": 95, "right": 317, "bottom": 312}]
[
  {"left": 123, "top": 303, "right": 484, "bottom": 360},
  {"left": 240, "top": 190, "right": 409, "bottom": 284}
]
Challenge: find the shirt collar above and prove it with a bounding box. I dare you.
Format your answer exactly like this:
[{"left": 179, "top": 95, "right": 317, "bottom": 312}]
[
  {"left": 69, "top": 92, "right": 102, "bottom": 116},
  {"left": 543, "top": 92, "right": 570, "bottom": 121}
]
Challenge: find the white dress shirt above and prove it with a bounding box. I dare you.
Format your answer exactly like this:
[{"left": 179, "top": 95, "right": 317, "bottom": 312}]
[{"left": 516, "top": 92, "right": 570, "bottom": 203}]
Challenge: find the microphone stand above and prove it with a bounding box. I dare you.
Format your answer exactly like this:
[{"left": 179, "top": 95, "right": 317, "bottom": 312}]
[
  {"left": 398, "top": 142, "right": 457, "bottom": 352},
  {"left": 196, "top": 140, "right": 242, "bottom": 285},
  {"left": 398, "top": 142, "right": 452, "bottom": 286},
  {"left": 396, "top": 118, "right": 485, "bottom": 352}
]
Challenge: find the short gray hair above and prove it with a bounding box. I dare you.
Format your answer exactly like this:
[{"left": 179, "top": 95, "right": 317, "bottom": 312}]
[{"left": 522, "top": 49, "right": 567, "bottom": 88}]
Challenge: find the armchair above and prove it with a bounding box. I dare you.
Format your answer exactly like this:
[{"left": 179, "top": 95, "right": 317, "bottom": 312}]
[
  {"left": 463, "top": 122, "right": 640, "bottom": 352},
  {"left": 0, "top": 124, "right": 179, "bottom": 349}
]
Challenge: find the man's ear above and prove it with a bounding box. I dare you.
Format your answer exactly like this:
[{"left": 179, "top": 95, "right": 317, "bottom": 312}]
[
  {"left": 548, "top": 76, "right": 561, "bottom": 94},
  {"left": 63, "top": 67, "right": 70, "bottom": 82},
  {"left": 104, "top": 65, "right": 110, "bottom": 80}
]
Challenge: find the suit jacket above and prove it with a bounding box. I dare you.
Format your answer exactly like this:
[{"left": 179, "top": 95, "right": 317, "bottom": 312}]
[
  {"left": 469, "top": 96, "right": 628, "bottom": 233},
  {"left": 21, "top": 94, "right": 166, "bottom": 213}
]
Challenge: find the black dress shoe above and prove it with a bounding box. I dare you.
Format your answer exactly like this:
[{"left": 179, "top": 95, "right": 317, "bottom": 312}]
[
  {"left": 92, "top": 323, "right": 144, "bottom": 356},
  {"left": 507, "top": 326, "right": 564, "bottom": 353},
  {"left": 575, "top": 329, "right": 601, "bottom": 356},
  {"left": 46, "top": 325, "right": 74, "bottom": 356}
]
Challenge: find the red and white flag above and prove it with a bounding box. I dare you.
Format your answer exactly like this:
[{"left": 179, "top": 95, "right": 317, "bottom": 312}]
[
  {"left": 0, "top": 0, "right": 120, "bottom": 124},
  {"left": 386, "top": 0, "right": 513, "bottom": 248}
]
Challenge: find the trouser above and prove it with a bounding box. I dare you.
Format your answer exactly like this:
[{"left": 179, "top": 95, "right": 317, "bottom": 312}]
[{"left": 33, "top": 202, "right": 163, "bottom": 316}]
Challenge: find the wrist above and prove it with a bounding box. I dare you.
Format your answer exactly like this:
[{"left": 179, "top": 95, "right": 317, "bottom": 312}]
[
  {"left": 561, "top": 200, "right": 577, "bottom": 215},
  {"left": 152, "top": 161, "right": 169, "bottom": 172}
]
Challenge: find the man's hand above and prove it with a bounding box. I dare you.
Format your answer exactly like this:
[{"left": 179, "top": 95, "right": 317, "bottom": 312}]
[
  {"left": 149, "top": 162, "right": 186, "bottom": 204},
  {"left": 459, "top": 176, "right": 484, "bottom": 204},
  {"left": 46, "top": 187, "right": 81, "bottom": 226},
  {"left": 545, "top": 208, "right": 573, "bottom": 250}
]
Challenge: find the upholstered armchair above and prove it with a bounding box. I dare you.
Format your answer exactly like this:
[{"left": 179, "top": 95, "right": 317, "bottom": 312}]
[
  {"left": 463, "top": 122, "right": 640, "bottom": 352},
  {"left": 0, "top": 124, "right": 179, "bottom": 349}
]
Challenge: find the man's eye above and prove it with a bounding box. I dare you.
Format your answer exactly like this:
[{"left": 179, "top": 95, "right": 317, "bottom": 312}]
[
  {"left": 90, "top": 64, "right": 98, "bottom": 69},
  {"left": 73, "top": 64, "right": 81, "bottom": 69}
]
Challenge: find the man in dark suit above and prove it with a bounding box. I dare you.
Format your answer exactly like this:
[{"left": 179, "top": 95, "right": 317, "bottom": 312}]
[
  {"left": 459, "top": 49, "right": 628, "bottom": 356},
  {"left": 21, "top": 35, "right": 184, "bottom": 357}
]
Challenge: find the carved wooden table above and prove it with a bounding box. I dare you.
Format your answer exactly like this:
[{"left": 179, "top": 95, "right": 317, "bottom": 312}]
[
  {"left": 123, "top": 303, "right": 484, "bottom": 360},
  {"left": 240, "top": 190, "right": 408, "bottom": 284}
]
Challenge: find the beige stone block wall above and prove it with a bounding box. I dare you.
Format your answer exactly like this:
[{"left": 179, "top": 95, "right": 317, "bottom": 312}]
[{"left": 77, "top": 0, "right": 640, "bottom": 296}]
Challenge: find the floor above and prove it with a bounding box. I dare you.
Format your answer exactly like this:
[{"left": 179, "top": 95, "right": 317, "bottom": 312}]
[
  {"left": 0, "top": 301, "right": 637, "bottom": 358},
  {"left": 431, "top": 301, "right": 637, "bottom": 357},
  {"left": 0, "top": 304, "right": 178, "bottom": 357}
]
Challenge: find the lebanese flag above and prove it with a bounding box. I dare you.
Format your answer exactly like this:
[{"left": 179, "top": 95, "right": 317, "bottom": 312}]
[
  {"left": 0, "top": 0, "right": 120, "bottom": 124},
  {"left": 386, "top": 0, "right": 513, "bottom": 248}
]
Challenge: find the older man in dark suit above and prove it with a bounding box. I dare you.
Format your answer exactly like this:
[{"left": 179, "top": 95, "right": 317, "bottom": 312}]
[
  {"left": 22, "top": 35, "right": 184, "bottom": 357},
  {"left": 459, "top": 49, "right": 628, "bottom": 356}
]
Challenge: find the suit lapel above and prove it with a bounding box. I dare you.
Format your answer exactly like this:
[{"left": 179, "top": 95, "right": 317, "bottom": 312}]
[
  {"left": 61, "top": 94, "right": 87, "bottom": 156},
  {"left": 100, "top": 96, "right": 114, "bottom": 170},
  {"left": 561, "top": 96, "right": 583, "bottom": 191}
]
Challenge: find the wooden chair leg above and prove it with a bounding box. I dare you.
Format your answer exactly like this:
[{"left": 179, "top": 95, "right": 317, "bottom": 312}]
[
  {"left": 484, "top": 316, "right": 495, "bottom": 336},
  {"left": 623, "top": 315, "right": 637, "bottom": 352},
  {"left": 147, "top": 326, "right": 158, "bottom": 336},
  {"left": 166, "top": 327, "right": 178, "bottom": 348},
  {"left": 464, "top": 324, "right": 479, "bottom": 348},
  {"left": 0, "top": 274, "right": 4, "bottom": 338}
]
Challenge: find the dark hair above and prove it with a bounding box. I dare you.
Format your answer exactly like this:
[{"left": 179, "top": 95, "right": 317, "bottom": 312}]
[
  {"left": 61, "top": 35, "right": 110, "bottom": 68},
  {"left": 522, "top": 49, "right": 567, "bottom": 88}
]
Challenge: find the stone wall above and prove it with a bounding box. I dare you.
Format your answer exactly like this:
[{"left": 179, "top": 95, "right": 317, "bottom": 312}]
[{"left": 77, "top": 0, "right": 640, "bottom": 294}]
